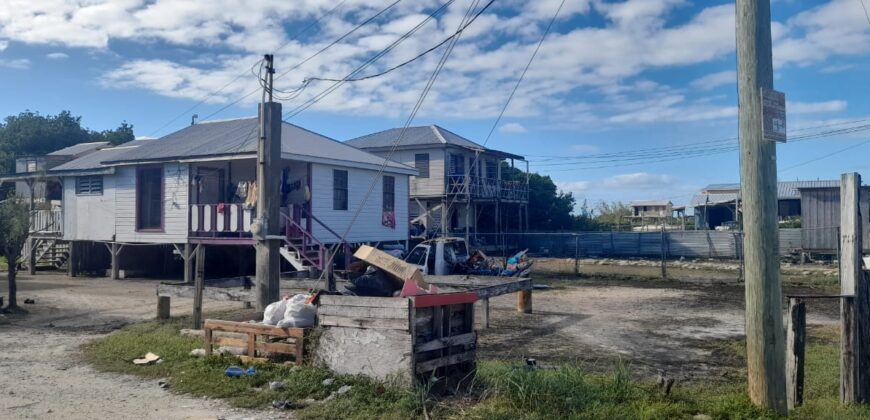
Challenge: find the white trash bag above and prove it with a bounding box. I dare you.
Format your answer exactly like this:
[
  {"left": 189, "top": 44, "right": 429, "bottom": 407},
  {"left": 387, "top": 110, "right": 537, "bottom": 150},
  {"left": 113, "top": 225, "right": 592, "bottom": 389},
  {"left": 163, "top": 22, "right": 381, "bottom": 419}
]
[
  {"left": 262, "top": 297, "right": 289, "bottom": 326},
  {"left": 276, "top": 294, "right": 317, "bottom": 328}
]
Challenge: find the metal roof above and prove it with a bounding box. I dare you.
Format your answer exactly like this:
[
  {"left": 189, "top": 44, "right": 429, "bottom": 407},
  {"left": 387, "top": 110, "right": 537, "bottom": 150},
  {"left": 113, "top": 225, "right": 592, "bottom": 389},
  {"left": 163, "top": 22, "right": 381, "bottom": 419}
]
[
  {"left": 47, "top": 141, "right": 109, "bottom": 157},
  {"left": 345, "top": 125, "right": 525, "bottom": 160},
  {"left": 50, "top": 140, "right": 155, "bottom": 172},
  {"left": 691, "top": 180, "right": 840, "bottom": 207},
  {"left": 629, "top": 200, "right": 672, "bottom": 207},
  {"left": 101, "top": 117, "right": 415, "bottom": 174}
]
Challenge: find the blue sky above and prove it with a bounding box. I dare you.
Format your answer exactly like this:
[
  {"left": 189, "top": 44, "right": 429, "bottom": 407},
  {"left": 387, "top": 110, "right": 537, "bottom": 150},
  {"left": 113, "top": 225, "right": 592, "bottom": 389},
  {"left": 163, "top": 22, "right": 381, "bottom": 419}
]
[{"left": 1, "top": 0, "right": 869, "bottom": 210}]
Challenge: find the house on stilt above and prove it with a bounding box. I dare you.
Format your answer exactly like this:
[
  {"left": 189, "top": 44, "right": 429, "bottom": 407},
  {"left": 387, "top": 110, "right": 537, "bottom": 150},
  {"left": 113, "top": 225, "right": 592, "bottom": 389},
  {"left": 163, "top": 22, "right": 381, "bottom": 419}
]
[
  {"left": 345, "top": 125, "right": 529, "bottom": 246},
  {"left": 0, "top": 117, "right": 415, "bottom": 279}
]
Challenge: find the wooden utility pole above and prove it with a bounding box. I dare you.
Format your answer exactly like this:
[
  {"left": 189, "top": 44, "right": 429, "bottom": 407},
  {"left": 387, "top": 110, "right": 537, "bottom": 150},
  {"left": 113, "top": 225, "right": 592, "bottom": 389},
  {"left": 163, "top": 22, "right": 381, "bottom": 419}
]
[
  {"left": 255, "top": 54, "right": 282, "bottom": 311},
  {"left": 736, "top": 0, "right": 787, "bottom": 413},
  {"left": 838, "top": 172, "right": 870, "bottom": 403}
]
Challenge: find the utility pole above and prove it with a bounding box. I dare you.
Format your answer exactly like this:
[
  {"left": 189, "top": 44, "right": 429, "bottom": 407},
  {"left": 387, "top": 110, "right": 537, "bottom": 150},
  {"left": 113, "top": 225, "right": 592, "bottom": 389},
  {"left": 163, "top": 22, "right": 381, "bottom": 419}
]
[
  {"left": 255, "top": 54, "right": 282, "bottom": 311},
  {"left": 736, "top": 0, "right": 787, "bottom": 414}
]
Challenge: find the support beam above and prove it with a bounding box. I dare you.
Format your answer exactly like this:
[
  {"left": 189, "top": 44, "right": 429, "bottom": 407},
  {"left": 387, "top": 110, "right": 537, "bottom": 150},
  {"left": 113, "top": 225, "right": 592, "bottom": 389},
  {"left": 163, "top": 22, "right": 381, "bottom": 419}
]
[
  {"left": 183, "top": 243, "right": 194, "bottom": 284},
  {"left": 67, "top": 241, "right": 77, "bottom": 278},
  {"left": 193, "top": 244, "right": 205, "bottom": 329},
  {"left": 110, "top": 243, "right": 123, "bottom": 281},
  {"left": 27, "top": 237, "right": 36, "bottom": 275},
  {"left": 736, "top": 0, "right": 786, "bottom": 413},
  {"left": 157, "top": 296, "right": 171, "bottom": 319},
  {"left": 786, "top": 298, "right": 806, "bottom": 410},
  {"left": 516, "top": 289, "right": 532, "bottom": 314},
  {"left": 482, "top": 297, "right": 490, "bottom": 328},
  {"left": 842, "top": 296, "right": 856, "bottom": 404}
]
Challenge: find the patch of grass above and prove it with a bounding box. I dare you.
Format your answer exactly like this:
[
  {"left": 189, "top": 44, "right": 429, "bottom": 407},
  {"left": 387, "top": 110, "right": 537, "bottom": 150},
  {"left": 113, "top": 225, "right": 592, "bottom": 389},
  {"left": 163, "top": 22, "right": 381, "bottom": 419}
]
[
  {"left": 81, "top": 316, "right": 423, "bottom": 419},
  {"left": 84, "top": 316, "right": 870, "bottom": 419}
]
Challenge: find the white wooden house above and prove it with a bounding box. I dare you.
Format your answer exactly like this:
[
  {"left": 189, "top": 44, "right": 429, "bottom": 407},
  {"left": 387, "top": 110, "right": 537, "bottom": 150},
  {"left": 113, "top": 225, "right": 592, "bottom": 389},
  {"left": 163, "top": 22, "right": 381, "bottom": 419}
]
[
  {"left": 2, "top": 117, "right": 415, "bottom": 276},
  {"left": 346, "top": 125, "right": 529, "bottom": 241}
]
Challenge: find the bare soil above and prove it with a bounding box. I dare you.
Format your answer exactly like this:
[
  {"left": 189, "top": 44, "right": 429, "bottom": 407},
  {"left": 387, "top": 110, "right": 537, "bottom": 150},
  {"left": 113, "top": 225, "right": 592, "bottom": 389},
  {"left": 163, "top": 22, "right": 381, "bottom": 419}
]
[
  {"left": 0, "top": 273, "right": 288, "bottom": 420},
  {"left": 1, "top": 262, "right": 841, "bottom": 417}
]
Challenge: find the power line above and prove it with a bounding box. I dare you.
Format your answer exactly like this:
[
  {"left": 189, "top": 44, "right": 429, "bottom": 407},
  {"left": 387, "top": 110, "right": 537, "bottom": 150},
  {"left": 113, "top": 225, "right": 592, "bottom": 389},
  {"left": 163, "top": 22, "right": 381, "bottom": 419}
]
[
  {"left": 780, "top": 138, "right": 870, "bottom": 172},
  {"left": 282, "top": 0, "right": 461, "bottom": 120},
  {"left": 860, "top": 0, "right": 870, "bottom": 25},
  {"left": 314, "top": 0, "right": 484, "bottom": 285},
  {"left": 147, "top": 0, "right": 349, "bottom": 137},
  {"left": 197, "top": 0, "right": 404, "bottom": 123}
]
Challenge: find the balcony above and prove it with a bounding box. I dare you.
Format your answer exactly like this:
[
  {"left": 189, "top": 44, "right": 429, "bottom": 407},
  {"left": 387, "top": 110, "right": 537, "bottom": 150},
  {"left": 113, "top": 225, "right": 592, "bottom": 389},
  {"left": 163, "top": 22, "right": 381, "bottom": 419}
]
[
  {"left": 30, "top": 209, "right": 63, "bottom": 236},
  {"left": 446, "top": 175, "right": 529, "bottom": 202}
]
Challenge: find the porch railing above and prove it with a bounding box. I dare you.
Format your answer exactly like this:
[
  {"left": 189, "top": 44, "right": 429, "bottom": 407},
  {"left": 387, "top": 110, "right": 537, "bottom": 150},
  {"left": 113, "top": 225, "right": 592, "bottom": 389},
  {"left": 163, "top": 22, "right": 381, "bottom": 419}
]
[
  {"left": 189, "top": 204, "right": 255, "bottom": 236},
  {"left": 447, "top": 175, "right": 529, "bottom": 201},
  {"left": 30, "top": 209, "right": 63, "bottom": 235}
]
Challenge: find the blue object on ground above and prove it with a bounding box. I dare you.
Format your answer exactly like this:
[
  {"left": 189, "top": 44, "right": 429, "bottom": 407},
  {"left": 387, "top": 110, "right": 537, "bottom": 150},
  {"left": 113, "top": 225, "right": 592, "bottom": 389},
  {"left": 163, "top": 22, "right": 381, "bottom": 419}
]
[{"left": 225, "top": 366, "right": 256, "bottom": 377}]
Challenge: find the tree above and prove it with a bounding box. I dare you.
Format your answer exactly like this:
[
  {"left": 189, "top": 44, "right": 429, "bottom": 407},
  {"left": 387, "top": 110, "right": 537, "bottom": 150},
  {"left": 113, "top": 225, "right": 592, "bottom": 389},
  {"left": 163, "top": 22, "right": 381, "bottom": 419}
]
[
  {"left": 0, "top": 196, "right": 30, "bottom": 312},
  {"left": 0, "top": 111, "right": 136, "bottom": 176},
  {"left": 501, "top": 162, "right": 576, "bottom": 231},
  {"left": 594, "top": 201, "right": 633, "bottom": 230},
  {"left": 572, "top": 199, "right": 601, "bottom": 231}
]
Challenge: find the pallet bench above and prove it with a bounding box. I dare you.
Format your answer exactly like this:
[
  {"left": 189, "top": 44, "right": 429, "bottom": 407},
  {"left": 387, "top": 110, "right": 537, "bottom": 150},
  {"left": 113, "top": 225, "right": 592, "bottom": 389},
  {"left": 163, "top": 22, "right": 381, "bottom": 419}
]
[{"left": 203, "top": 319, "right": 305, "bottom": 365}]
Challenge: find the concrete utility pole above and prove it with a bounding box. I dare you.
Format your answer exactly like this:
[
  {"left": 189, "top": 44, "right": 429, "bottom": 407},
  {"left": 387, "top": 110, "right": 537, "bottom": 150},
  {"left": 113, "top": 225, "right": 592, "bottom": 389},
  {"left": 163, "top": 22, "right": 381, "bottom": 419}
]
[
  {"left": 736, "top": 0, "right": 787, "bottom": 414},
  {"left": 255, "top": 54, "right": 282, "bottom": 311}
]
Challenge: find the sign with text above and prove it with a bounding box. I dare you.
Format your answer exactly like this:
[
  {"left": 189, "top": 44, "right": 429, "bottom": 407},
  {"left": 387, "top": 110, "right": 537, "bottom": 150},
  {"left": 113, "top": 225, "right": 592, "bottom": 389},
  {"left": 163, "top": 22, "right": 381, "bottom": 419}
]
[{"left": 762, "top": 88, "right": 786, "bottom": 143}]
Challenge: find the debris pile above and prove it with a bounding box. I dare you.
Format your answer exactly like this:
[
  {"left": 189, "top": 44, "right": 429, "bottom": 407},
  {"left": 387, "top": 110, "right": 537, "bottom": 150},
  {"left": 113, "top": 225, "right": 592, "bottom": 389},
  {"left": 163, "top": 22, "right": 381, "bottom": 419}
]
[
  {"left": 455, "top": 249, "right": 533, "bottom": 277},
  {"left": 344, "top": 245, "right": 437, "bottom": 297},
  {"left": 262, "top": 293, "right": 317, "bottom": 328}
]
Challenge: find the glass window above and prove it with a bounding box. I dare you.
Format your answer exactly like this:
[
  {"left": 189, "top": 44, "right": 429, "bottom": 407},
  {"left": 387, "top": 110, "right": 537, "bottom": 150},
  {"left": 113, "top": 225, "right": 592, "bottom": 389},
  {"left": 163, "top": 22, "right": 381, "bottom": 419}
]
[
  {"left": 383, "top": 176, "right": 395, "bottom": 212},
  {"left": 137, "top": 167, "right": 163, "bottom": 231},
  {"left": 450, "top": 154, "right": 465, "bottom": 175},
  {"left": 414, "top": 153, "right": 429, "bottom": 178},
  {"left": 75, "top": 176, "right": 103, "bottom": 195},
  {"left": 333, "top": 169, "right": 348, "bottom": 211}
]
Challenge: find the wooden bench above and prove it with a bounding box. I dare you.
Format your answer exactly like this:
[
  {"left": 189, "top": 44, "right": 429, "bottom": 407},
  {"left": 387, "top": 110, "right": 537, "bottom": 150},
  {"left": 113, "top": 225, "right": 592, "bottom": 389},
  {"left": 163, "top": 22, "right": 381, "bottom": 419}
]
[{"left": 203, "top": 319, "right": 305, "bottom": 364}]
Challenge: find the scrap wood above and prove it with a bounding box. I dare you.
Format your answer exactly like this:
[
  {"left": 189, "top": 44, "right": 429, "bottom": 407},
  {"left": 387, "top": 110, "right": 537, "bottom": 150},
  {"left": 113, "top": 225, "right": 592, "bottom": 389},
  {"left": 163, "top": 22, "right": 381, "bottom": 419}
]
[
  {"left": 133, "top": 352, "right": 161, "bottom": 365},
  {"left": 353, "top": 245, "right": 435, "bottom": 296}
]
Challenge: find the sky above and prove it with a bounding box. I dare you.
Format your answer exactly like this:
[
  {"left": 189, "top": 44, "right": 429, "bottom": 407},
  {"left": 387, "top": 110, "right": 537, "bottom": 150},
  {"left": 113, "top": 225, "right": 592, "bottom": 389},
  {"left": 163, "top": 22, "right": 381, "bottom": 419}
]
[{"left": 1, "top": 0, "right": 870, "bottom": 211}]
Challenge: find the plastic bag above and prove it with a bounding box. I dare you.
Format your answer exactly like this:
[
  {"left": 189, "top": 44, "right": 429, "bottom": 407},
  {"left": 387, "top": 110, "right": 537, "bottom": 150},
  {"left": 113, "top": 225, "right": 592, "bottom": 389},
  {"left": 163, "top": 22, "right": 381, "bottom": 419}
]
[
  {"left": 262, "top": 298, "right": 289, "bottom": 325},
  {"left": 276, "top": 294, "right": 316, "bottom": 328}
]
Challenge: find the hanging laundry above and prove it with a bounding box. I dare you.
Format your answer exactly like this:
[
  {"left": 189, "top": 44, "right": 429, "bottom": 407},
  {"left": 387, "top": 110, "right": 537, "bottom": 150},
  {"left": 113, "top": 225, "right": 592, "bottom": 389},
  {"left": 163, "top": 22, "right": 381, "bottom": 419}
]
[
  {"left": 245, "top": 181, "right": 258, "bottom": 208},
  {"left": 234, "top": 181, "right": 248, "bottom": 202},
  {"left": 382, "top": 211, "right": 396, "bottom": 229}
]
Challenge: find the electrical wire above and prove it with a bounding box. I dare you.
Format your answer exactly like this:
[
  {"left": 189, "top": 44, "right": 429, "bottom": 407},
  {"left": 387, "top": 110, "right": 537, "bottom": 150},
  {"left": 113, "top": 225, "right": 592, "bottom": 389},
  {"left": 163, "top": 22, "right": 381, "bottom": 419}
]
[
  {"left": 147, "top": 0, "right": 349, "bottom": 137},
  {"left": 198, "top": 0, "right": 404, "bottom": 123},
  {"left": 312, "top": 0, "right": 485, "bottom": 286},
  {"left": 860, "top": 0, "right": 870, "bottom": 25},
  {"left": 282, "top": 0, "right": 461, "bottom": 120}
]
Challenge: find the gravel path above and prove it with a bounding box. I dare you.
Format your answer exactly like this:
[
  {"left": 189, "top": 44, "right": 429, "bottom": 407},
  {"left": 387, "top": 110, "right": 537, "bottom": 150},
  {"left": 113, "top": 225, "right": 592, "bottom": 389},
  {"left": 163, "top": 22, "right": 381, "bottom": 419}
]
[{"left": 0, "top": 273, "right": 289, "bottom": 420}]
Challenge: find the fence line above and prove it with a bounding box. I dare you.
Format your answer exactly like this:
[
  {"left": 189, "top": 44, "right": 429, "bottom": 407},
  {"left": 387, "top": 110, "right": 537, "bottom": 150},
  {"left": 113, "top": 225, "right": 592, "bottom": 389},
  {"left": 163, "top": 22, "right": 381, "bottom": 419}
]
[{"left": 468, "top": 228, "right": 815, "bottom": 260}]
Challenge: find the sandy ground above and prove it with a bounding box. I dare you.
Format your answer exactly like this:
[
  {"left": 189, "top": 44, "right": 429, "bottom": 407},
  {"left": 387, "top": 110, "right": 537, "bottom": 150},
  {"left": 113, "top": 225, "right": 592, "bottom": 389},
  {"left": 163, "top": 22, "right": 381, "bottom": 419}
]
[
  {"left": 0, "top": 273, "right": 289, "bottom": 420},
  {"left": 477, "top": 276, "right": 839, "bottom": 380},
  {"left": 0, "top": 267, "right": 841, "bottom": 418}
]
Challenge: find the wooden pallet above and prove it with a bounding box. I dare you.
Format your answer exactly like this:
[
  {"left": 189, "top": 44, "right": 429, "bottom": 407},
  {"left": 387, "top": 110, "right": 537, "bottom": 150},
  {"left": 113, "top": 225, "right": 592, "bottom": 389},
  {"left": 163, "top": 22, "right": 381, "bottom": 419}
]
[{"left": 203, "top": 319, "right": 305, "bottom": 364}]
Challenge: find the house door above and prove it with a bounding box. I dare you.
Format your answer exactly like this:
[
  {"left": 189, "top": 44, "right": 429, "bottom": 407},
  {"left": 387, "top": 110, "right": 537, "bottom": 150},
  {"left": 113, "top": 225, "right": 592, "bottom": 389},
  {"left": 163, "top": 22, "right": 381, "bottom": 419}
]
[{"left": 137, "top": 167, "right": 163, "bottom": 231}]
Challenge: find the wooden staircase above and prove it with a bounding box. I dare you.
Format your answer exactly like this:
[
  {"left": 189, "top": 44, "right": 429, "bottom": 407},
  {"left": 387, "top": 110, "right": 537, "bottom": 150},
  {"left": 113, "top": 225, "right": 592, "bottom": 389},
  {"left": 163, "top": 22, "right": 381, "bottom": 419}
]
[
  {"left": 278, "top": 207, "right": 351, "bottom": 273},
  {"left": 22, "top": 238, "right": 70, "bottom": 270}
]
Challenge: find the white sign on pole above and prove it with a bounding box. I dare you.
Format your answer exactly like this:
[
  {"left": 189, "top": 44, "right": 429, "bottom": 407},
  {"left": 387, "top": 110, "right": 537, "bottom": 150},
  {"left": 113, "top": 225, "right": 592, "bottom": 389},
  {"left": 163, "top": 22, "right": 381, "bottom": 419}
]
[{"left": 762, "top": 88, "right": 786, "bottom": 143}]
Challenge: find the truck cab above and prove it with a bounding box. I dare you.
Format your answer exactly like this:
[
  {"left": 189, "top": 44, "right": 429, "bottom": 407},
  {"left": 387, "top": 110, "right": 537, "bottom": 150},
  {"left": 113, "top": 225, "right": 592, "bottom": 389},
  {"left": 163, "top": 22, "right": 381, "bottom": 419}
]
[{"left": 404, "top": 237, "right": 470, "bottom": 276}]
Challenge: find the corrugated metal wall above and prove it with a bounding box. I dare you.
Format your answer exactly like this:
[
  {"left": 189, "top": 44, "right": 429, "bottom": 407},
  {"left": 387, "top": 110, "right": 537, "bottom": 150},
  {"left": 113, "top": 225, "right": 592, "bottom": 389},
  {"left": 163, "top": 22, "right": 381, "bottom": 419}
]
[
  {"left": 473, "top": 229, "right": 803, "bottom": 259},
  {"left": 800, "top": 187, "right": 870, "bottom": 252}
]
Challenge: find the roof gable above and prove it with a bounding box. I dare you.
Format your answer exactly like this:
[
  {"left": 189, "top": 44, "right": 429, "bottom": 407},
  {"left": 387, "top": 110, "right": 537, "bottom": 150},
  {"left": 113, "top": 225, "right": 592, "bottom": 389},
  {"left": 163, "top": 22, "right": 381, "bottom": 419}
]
[{"left": 346, "top": 125, "right": 524, "bottom": 160}]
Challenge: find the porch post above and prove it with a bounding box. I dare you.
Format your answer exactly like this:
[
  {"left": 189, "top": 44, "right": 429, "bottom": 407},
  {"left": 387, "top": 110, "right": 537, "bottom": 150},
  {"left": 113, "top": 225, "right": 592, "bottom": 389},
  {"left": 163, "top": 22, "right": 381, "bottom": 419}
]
[
  {"left": 110, "top": 243, "right": 123, "bottom": 281},
  {"left": 67, "top": 241, "right": 77, "bottom": 277},
  {"left": 27, "top": 237, "right": 36, "bottom": 275},
  {"left": 183, "top": 243, "right": 194, "bottom": 284}
]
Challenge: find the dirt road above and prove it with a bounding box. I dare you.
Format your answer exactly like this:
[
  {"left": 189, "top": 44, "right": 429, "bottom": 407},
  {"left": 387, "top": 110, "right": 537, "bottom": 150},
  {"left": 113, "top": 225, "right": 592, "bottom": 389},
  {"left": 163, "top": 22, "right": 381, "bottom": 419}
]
[{"left": 0, "top": 273, "right": 286, "bottom": 420}]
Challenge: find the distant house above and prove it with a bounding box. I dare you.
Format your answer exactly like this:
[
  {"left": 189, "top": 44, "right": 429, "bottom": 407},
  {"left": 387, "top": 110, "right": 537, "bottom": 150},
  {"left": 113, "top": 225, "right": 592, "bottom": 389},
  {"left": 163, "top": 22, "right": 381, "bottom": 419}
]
[
  {"left": 797, "top": 183, "right": 870, "bottom": 253},
  {"left": 690, "top": 180, "right": 839, "bottom": 229},
  {"left": 1, "top": 118, "right": 415, "bottom": 275},
  {"left": 629, "top": 200, "right": 673, "bottom": 218},
  {"left": 12, "top": 141, "right": 108, "bottom": 204},
  {"left": 346, "top": 125, "right": 528, "bottom": 238}
]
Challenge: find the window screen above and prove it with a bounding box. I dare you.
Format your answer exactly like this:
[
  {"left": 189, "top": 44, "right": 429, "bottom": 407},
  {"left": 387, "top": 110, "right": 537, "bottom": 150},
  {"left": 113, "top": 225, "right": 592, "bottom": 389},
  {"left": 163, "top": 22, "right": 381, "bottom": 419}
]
[
  {"left": 76, "top": 176, "right": 103, "bottom": 195},
  {"left": 383, "top": 176, "right": 395, "bottom": 212},
  {"left": 414, "top": 153, "right": 430, "bottom": 178},
  {"left": 333, "top": 170, "right": 348, "bottom": 210}
]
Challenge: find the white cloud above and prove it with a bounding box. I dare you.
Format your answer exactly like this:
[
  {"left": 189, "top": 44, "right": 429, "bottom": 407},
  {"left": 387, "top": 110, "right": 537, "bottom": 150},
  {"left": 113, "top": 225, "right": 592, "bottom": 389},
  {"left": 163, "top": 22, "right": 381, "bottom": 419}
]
[
  {"left": 46, "top": 52, "right": 68, "bottom": 59},
  {"left": 602, "top": 172, "right": 676, "bottom": 190},
  {"left": 570, "top": 144, "right": 599, "bottom": 153},
  {"left": 690, "top": 70, "right": 736, "bottom": 91},
  {"left": 788, "top": 100, "right": 847, "bottom": 114},
  {"left": 0, "top": 39, "right": 7, "bottom": 51},
  {"left": 0, "top": 58, "right": 30, "bottom": 69},
  {"left": 498, "top": 122, "right": 527, "bottom": 133},
  {"left": 774, "top": 0, "right": 870, "bottom": 67},
  {"left": 555, "top": 180, "right": 591, "bottom": 197}
]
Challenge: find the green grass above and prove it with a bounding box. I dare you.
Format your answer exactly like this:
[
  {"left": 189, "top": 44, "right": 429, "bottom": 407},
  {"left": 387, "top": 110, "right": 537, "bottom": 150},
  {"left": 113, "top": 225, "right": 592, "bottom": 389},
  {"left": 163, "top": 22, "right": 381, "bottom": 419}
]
[
  {"left": 83, "top": 317, "right": 870, "bottom": 419},
  {"left": 81, "top": 316, "right": 424, "bottom": 419}
]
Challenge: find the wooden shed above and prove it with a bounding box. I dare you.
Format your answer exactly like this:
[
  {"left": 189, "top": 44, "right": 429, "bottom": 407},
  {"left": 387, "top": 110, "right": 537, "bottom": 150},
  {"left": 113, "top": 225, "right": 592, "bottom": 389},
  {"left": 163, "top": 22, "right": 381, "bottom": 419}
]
[{"left": 798, "top": 185, "right": 870, "bottom": 253}]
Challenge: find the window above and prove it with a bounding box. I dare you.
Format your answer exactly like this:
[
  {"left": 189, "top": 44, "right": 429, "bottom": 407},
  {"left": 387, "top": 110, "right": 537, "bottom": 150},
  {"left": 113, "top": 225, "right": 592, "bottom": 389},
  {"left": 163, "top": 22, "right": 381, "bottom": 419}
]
[
  {"left": 136, "top": 167, "right": 163, "bottom": 231},
  {"left": 25, "top": 159, "right": 38, "bottom": 173},
  {"left": 486, "top": 160, "right": 497, "bottom": 180},
  {"left": 75, "top": 176, "right": 103, "bottom": 195},
  {"left": 382, "top": 176, "right": 395, "bottom": 212},
  {"left": 414, "top": 153, "right": 430, "bottom": 178},
  {"left": 450, "top": 154, "right": 465, "bottom": 175},
  {"left": 333, "top": 169, "right": 348, "bottom": 211}
]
